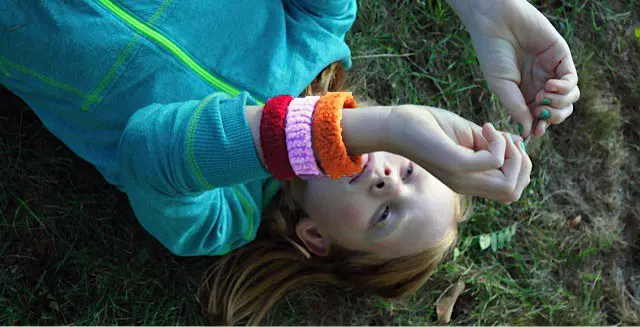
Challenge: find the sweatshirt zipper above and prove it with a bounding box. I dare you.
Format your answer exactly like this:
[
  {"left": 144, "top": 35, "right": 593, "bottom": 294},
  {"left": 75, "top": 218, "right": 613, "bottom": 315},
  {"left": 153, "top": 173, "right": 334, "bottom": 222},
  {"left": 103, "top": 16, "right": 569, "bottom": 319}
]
[{"left": 97, "top": 0, "right": 265, "bottom": 106}]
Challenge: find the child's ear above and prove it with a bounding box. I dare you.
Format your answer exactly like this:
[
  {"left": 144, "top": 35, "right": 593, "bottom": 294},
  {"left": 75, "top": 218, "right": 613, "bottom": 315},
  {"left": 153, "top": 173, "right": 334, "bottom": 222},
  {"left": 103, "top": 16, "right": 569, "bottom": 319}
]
[{"left": 295, "top": 217, "right": 330, "bottom": 256}]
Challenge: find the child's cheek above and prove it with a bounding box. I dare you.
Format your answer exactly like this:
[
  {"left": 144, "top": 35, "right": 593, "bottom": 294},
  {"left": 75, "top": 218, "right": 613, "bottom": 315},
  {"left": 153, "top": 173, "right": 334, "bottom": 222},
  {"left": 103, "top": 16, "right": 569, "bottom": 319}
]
[{"left": 343, "top": 203, "right": 364, "bottom": 229}]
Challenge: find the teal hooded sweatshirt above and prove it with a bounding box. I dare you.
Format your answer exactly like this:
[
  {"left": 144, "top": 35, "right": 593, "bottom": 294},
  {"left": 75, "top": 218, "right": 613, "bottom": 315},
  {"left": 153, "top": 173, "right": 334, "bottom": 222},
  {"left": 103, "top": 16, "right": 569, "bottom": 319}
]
[{"left": 0, "top": 0, "right": 356, "bottom": 255}]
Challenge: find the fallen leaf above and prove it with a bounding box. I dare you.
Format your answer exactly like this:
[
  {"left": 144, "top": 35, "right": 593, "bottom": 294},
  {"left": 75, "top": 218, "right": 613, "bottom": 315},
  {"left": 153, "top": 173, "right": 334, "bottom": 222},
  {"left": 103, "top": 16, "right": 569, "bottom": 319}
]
[
  {"left": 504, "top": 229, "right": 512, "bottom": 244},
  {"left": 436, "top": 280, "right": 465, "bottom": 324},
  {"left": 490, "top": 232, "right": 498, "bottom": 252},
  {"left": 568, "top": 215, "right": 582, "bottom": 228},
  {"left": 478, "top": 234, "right": 491, "bottom": 250},
  {"left": 497, "top": 230, "right": 506, "bottom": 249}
]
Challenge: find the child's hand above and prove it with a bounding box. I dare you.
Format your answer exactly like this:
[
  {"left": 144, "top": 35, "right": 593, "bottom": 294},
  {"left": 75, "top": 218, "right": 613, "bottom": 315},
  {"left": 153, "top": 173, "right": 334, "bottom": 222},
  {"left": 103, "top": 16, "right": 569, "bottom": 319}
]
[
  {"left": 384, "top": 105, "right": 532, "bottom": 204},
  {"left": 449, "top": 0, "right": 580, "bottom": 137}
]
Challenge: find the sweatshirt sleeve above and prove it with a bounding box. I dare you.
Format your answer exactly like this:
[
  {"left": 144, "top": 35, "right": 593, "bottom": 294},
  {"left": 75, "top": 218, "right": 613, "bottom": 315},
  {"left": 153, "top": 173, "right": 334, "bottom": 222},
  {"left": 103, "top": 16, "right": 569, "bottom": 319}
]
[
  {"left": 286, "top": 0, "right": 355, "bottom": 18},
  {"left": 117, "top": 92, "right": 270, "bottom": 256},
  {"left": 284, "top": 0, "right": 357, "bottom": 37}
]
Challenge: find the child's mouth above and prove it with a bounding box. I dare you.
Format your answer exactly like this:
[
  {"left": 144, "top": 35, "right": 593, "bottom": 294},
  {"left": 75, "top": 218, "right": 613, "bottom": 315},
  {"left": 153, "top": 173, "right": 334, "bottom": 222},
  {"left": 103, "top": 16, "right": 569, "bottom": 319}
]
[{"left": 349, "top": 153, "right": 371, "bottom": 184}]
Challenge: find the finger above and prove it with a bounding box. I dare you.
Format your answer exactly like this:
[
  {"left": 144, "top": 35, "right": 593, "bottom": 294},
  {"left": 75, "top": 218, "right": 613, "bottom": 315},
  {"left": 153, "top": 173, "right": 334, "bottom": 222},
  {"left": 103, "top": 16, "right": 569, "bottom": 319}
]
[
  {"left": 426, "top": 162, "right": 499, "bottom": 199},
  {"left": 456, "top": 138, "right": 529, "bottom": 203},
  {"left": 451, "top": 171, "right": 504, "bottom": 201},
  {"left": 468, "top": 121, "right": 490, "bottom": 150},
  {"left": 545, "top": 77, "right": 578, "bottom": 94},
  {"left": 454, "top": 123, "right": 507, "bottom": 172},
  {"left": 511, "top": 134, "right": 524, "bottom": 143},
  {"left": 471, "top": 126, "right": 523, "bottom": 151},
  {"left": 486, "top": 77, "right": 535, "bottom": 137},
  {"left": 457, "top": 169, "right": 517, "bottom": 203},
  {"left": 533, "top": 120, "right": 549, "bottom": 137},
  {"left": 461, "top": 134, "right": 521, "bottom": 202},
  {"left": 533, "top": 104, "right": 574, "bottom": 125},
  {"left": 500, "top": 134, "right": 522, "bottom": 194},
  {"left": 536, "top": 86, "right": 580, "bottom": 108},
  {"left": 481, "top": 123, "right": 506, "bottom": 166},
  {"left": 512, "top": 141, "right": 533, "bottom": 200},
  {"left": 555, "top": 54, "right": 579, "bottom": 89}
]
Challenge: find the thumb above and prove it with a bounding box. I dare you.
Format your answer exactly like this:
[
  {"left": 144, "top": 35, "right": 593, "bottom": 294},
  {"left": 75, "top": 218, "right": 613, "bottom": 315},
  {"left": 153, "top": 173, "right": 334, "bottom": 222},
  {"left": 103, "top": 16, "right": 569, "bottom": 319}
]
[
  {"left": 451, "top": 123, "right": 507, "bottom": 172},
  {"left": 487, "top": 77, "right": 535, "bottom": 137}
]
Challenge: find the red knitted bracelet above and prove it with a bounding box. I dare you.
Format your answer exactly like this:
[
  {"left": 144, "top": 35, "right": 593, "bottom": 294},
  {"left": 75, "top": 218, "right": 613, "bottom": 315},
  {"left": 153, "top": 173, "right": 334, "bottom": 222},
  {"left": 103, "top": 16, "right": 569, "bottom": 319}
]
[{"left": 260, "top": 95, "right": 296, "bottom": 181}]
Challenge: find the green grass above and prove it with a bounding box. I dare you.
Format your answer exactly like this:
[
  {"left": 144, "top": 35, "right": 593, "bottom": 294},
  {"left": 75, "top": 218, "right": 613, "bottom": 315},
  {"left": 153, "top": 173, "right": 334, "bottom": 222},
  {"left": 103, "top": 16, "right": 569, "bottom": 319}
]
[{"left": 1, "top": 0, "right": 639, "bottom": 325}]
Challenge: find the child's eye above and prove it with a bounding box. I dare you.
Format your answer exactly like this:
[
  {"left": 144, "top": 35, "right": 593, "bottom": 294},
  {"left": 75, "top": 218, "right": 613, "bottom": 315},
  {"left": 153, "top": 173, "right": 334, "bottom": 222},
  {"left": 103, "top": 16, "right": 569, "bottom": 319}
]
[
  {"left": 376, "top": 205, "right": 391, "bottom": 228},
  {"left": 402, "top": 162, "right": 414, "bottom": 181}
]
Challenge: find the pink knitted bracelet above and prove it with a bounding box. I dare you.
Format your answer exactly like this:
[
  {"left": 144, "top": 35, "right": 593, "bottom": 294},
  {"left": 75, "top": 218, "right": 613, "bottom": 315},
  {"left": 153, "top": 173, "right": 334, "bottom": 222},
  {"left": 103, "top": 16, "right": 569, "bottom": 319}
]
[{"left": 285, "top": 96, "right": 323, "bottom": 179}]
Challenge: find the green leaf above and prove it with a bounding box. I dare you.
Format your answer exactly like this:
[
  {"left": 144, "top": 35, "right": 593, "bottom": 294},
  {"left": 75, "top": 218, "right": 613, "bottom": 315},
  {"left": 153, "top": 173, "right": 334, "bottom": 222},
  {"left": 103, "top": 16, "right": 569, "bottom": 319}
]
[
  {"left": 508, "top": 224, "right": 517, "bottom": 236},
  {"left": 462, "top": 237, "right": 473, "bottom": 250},
  {"left": 479, "top": 234, "right": 491, "bottom": 250},
  {"left": 497, "top": 230, "right": 506, "bottom": 249},
  {"left": 505, "top": 229, "right": 512, "bottom": 244},
  {"left": 453, "top": 247, "right": 460, "bottom": 260},
  {"left": 491, "top": 233, "right": 498, "bottom": 252}
]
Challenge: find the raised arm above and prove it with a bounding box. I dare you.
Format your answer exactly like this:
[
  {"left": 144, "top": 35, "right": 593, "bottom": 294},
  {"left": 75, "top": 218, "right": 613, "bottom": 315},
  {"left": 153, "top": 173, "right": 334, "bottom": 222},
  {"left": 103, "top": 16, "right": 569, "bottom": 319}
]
[{"left": 117, "top": 91, "right": 529, "bottom": 256}]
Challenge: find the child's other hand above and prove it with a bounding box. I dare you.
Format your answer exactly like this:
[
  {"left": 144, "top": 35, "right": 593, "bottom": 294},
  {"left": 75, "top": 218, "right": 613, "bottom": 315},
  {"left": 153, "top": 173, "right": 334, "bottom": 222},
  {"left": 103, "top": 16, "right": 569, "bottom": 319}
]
[
  {"left": 457, "top": 0, "right": 580, "bottom": 137},
  {"left": 385, "top": 105, "right": 532, "bottom": 204}
]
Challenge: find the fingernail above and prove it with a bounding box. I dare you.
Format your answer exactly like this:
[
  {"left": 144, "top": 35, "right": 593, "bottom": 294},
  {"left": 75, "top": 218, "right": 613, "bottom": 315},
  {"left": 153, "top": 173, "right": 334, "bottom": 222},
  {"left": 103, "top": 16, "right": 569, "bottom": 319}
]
[
  {"left": 509, "top": 134, "right": 514, "bottom": 143},
  {"left": 541, "top": 98, "right": 552, "bottom": 105},
  {"left": 539, "top": 109, "right": 551, "bottom": 119},
  {"left": 517, "top": 123, "right": 524, "bottom": 136},
  {"left": 520, "top": 142, "right": 527, "bottom": 153}
]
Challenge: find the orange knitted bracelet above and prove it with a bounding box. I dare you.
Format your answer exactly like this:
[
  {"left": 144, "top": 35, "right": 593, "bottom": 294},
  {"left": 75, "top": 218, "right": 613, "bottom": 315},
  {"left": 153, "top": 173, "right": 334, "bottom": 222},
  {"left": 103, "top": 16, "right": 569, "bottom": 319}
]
[{"left": 312, "top": 92, "right": 362, "bottom": 179}]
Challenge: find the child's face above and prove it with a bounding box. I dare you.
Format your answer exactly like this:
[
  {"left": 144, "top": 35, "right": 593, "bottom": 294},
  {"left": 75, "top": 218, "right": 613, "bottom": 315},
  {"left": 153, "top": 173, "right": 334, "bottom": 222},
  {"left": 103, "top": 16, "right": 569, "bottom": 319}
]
[{"left": 292, "top": 152, "right": 457, "bottom": 259}]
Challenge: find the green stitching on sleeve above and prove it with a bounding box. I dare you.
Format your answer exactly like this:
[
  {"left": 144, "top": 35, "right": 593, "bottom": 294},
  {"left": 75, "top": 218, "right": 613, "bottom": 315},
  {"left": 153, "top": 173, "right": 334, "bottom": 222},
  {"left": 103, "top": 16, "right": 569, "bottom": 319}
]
[
  {"left": 0, "top": 57, "right": 100, "bottom": 102},
  {"left": 82, "top": 0, "right": 174, "bottom": 111},
  {"left": 186, "top": 94, "right": 216, "bottom": 189},
  {"left": 186, "top": 96, "right": 257, "bottom": 242}
]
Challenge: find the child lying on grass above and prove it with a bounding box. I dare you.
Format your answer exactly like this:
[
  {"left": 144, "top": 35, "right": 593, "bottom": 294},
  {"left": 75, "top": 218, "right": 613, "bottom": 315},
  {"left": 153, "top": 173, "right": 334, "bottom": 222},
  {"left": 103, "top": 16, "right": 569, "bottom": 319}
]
[{"left": 0, "top": 0, "right": 578, "bottom": 324}]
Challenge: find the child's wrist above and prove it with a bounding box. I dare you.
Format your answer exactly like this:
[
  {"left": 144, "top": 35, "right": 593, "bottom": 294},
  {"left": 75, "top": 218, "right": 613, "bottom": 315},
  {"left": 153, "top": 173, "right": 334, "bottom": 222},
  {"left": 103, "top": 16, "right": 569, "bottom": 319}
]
[
  {"left": 256, "top": 93, "right": 376, "bottom": 180},
  {"left": 341, "top": 106, "right": 393, "bottom": 155},
  {"left": 246, "top": 105, "right": 268, "bottom": 170},
  {"left": 385, "top": 105, "right": 440, "bottom": 156}
]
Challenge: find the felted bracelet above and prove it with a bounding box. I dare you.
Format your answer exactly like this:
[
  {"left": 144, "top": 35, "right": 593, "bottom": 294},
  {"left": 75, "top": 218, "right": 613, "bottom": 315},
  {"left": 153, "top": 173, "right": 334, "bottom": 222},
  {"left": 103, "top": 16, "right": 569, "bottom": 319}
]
[
  {"left": 260, "top": 95, "right": 296, "bottom": 181},
  {"left": 312, "top": 92, "right": 362, "bottom": 179},
  {"left": 285, "top": 96, "right": 324, "bottom": 179}
]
